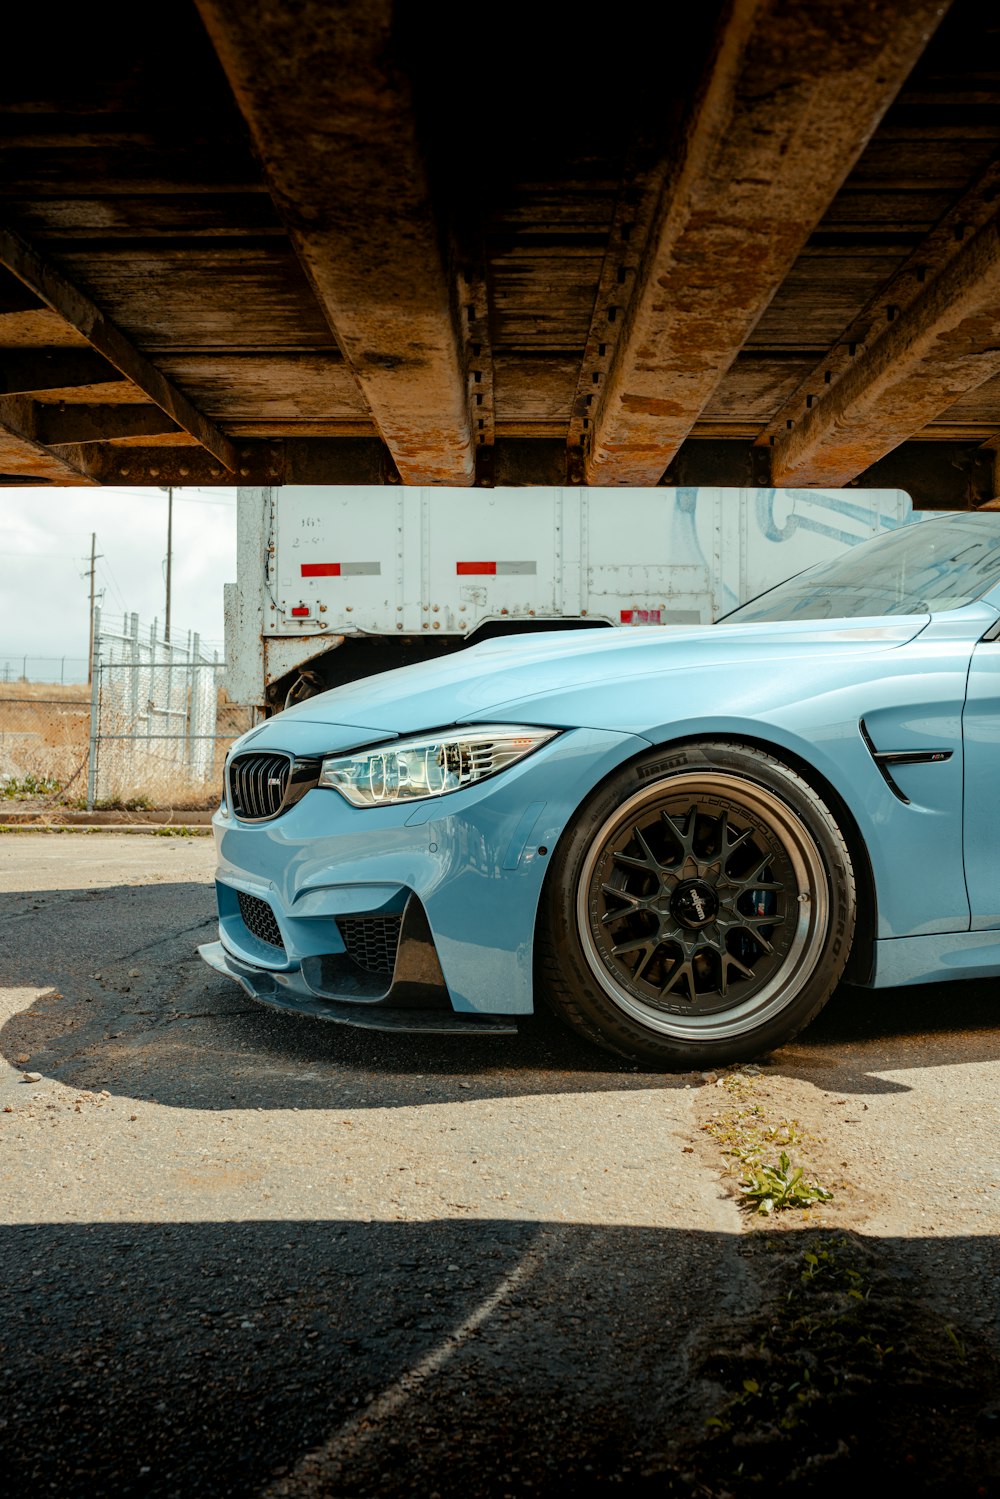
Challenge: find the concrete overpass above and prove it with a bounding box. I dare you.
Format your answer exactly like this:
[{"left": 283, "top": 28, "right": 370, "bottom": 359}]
[{"left": 1, "top": 0, "right": 998, "bottom": 506}]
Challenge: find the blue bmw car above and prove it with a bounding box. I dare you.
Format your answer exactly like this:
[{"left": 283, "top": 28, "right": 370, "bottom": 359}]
[{"left": 201, "top": 511, "right": 1000, "bottom": 1069}]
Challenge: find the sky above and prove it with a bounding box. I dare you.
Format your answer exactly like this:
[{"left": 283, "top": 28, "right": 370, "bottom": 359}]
[{"left": 0, "top": 486, "right": 237, "bottom": 681}]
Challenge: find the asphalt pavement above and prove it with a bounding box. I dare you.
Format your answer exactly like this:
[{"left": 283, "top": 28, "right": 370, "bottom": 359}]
[{"left": 2, "top": 833, "right": 1000, "bottom": 1495}]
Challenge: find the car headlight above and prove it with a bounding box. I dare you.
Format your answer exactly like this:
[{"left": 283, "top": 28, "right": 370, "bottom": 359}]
[{"left": 318, "top": 725, "right": 558, "bottom": 807}]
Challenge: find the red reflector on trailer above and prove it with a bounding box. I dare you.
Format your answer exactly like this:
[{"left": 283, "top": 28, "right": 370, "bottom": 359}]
[
  {"left": 620, "top": 609, "right": 661, "bottom": 625},
  {"left": 291, "top": 606, "right": 310, "bottom": 617},
  {"left": 301, "top": 562, "right": 341, "bottom": 577},
  {"left": 457, "top": 561, "right": 497, "bottom": 575}
]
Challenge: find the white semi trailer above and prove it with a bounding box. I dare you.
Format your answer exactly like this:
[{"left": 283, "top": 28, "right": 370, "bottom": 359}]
[{"left": 224, "top": 484, "right": 915, "bottom": 713}]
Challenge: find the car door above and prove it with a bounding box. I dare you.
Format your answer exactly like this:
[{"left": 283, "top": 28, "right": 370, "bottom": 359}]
[{"left": 963, "top": 617, "right": 1000, "bottom": 929}]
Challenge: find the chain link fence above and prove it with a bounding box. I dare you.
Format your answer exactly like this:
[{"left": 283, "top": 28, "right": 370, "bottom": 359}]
[
  {"left": 0, "top": 612, "right": 252, "bottom": 812},
  {"left": 0, "top": 687, "right": 91, "bottom": 802},
  {"left": 87, "top": 610, "right": 251, "bottom": 809}
]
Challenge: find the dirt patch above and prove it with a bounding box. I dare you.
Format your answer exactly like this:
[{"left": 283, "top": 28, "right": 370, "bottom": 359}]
[
  {"left": 666, "top": 1066, "right": 1000, "bottom": 1494},
  {"left": 694, "top": 1066, "right": 850, "bottom": 1227}
]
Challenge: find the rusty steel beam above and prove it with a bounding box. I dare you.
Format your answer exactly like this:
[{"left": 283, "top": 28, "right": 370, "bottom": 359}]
[
  {"left": 568, "top": 143, "right": 676, "bottom": 476},
  {"left": 584, "top": 0, "right": 952, "bottom": 487},
  {"left": 0, "top": 348, "right": 122, "bottom": 395},
  {"left": 0, "top": 227, "right": 238, "bottom": 470},
  {"left": 56, "top": 437, "right": 393, "bottom": 487},
  {"left": 666, "top": 436, "right": 992, "bottom": 508},
  {"left": 0, "top": 393, "right": 97, "bottom": 482},
  {"left": 457, "top": 255, "right": 496, "bottom": 484},
  {"left": 760, "top": 158, "right": 1000, "bottom": 452},
  {"left": 772, "top": 214, "right": 1000, "bottom": 486},
  {"left": 54, "top": 442, "right": 282, "bottom": 487},
  {"left": 195, "top": 0, "right": 475, "bottom": 487},
  {"left": 36, "top": 403, "right": 181, "bottom": 445}
]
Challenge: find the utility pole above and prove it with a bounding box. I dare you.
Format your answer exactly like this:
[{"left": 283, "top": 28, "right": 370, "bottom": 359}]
[
  {"left": 164, "top": 485, "right": 173, "bottom": 645},
  {"left": 83, "top": 532, "right": 103, "bottom": 685}
]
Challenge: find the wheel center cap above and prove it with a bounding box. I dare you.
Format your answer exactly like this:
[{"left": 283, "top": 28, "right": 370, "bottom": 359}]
[{"left": 669, "top": 879, "right": 719, "bottom": 930}]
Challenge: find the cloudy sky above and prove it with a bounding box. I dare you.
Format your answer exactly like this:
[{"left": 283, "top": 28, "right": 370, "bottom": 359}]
[{"left": 0, "top": 486, "right": 237, "bottom": 682}]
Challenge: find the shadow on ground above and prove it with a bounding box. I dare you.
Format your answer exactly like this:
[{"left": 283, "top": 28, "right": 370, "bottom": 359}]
[
  {"left": 3, "top": 883, "right": 1000, "bottom": 1108},
  {"left": 1, "top": 1217, "right": 997, "bottom": 1497},
  {"left": 1, "top": 882, "right": 665, "bottom": 1110},
  {"left": 775, "top": 975, "right": 1000, "bottom": 1094}
]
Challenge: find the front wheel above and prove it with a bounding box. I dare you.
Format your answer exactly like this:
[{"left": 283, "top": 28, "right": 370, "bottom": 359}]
[{"left": 538, "top": 742, "right": 856, "bottom": 1069}]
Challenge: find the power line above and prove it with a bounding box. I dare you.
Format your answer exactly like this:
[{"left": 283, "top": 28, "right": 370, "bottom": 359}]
[
  {"left": 101, "top": 486, "right": 237, "bottom": 508},
  {"left": 159, "top": 496, "right": 237, "bottom": 511},
  {"left": 95, "top": 542, "right": 129, "bottom": 613},
  {"left": 95, "top": 559, "right": 129, "bottom": 616}
]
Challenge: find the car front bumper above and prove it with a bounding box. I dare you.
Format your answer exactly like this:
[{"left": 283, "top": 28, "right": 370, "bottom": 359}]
[{"left": 201, "top": 724, "right": 647, "bottom": 1026}]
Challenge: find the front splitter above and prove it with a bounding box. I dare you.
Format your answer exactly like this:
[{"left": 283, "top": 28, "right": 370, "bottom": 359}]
[{"left": 198, "top": 941, "right": 518, "bottom": 1035}]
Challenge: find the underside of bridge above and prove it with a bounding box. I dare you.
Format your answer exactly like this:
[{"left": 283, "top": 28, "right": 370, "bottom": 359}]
[{"left": 1, "top": 0, "right": 999, "bottom": 504}]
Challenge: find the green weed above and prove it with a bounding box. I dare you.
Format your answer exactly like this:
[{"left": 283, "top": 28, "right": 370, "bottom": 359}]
[
  {"left": 1, "top": 772, "right": 62, "bottom": 800},
  {"left": 740, "top": 1151, "right": 833, "bottom": 1214}
]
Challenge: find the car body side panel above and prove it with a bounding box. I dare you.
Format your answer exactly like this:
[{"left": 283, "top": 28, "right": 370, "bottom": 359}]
[
  {"left": 214, "top": 727, "right": 648, "bottom": 1015},
  {"left": 471, "top": 641, "right": 973, "bottom": 941},
  {"left": 963, "top": 638, "right": 1000, "bottom": 929},
  {"left": 871, "top": 929, "right": 1000, "bottom": 987}
]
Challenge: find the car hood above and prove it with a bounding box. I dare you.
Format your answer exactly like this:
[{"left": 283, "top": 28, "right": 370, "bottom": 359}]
[{"left": 265, "top": 614, "right": 929, "bottom": 743}]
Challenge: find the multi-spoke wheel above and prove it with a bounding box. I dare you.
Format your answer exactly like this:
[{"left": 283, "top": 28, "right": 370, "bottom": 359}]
[{"left": 538, "top": 742, "right": 856, "bottom": 1068}]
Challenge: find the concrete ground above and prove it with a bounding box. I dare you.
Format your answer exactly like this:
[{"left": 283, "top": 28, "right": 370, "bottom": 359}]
[{"left": 2, "top": 833, "right": 999, "bottom": 1495}]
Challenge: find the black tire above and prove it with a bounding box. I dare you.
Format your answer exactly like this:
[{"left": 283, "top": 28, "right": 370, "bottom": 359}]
[{"left": 538, "top": 741, "right": 856, "bottom": 1069}]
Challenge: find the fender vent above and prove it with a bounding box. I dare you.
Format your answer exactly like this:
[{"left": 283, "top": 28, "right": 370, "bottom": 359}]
[{"left": 859, "top": 718, "right": 952, "bottom": 805}]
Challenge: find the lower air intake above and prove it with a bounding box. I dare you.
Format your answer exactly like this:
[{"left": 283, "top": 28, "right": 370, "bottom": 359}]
[
  {"left": 337, "top": 915, "right": 402, "bottom": 975},
  {"left": 237, "top": 891, "right": 285, "bottom": 950}
]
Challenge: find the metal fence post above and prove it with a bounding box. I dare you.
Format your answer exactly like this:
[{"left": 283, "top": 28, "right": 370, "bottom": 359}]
[
  {"left": 147, "top": 618, "right": 155, "bottom": 756},
  {"left": 87, "top": 607, "right": 102, "bottom": 810},
  {"left": 188, "top": 632, "right": 200, "bottom": 768}
]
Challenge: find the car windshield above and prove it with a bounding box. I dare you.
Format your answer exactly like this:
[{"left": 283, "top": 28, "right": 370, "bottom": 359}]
[{"left": 723, "top": 513, "right": 1000, "bottom": 623}]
